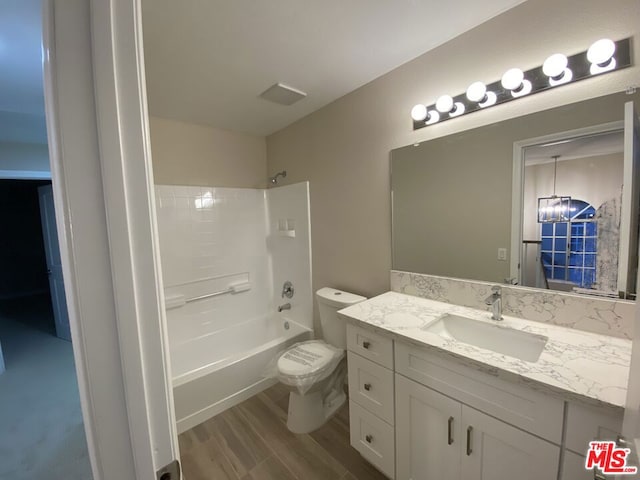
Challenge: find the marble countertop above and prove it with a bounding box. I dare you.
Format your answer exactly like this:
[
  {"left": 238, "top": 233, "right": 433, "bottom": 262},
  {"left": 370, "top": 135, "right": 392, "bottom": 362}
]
[{"left": 339, "top": 291, "right": 632, "bottom": 410}]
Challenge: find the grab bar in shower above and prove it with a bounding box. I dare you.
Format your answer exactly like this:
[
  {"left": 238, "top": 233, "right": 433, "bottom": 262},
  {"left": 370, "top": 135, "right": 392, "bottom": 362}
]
[
  {"left": 178, "top": 281, "right": 252, "bottom": 306},
  {"left": 186, "top": 288, "right": 233, "bottom": 303}
]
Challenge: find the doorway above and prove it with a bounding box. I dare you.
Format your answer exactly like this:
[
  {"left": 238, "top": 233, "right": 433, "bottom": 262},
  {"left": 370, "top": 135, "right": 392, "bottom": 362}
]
[
  {"left": 0, "top": 180, "right": 92, "bottom": 478},
  {"left": 520, "top": 129, "right": 625, "bottom": 295}
]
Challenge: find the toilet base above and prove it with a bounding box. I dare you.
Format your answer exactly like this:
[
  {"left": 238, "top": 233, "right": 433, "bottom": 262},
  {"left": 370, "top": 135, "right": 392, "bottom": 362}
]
[{"left": 286, "top": 388, "right": 346, "bottom": 434}]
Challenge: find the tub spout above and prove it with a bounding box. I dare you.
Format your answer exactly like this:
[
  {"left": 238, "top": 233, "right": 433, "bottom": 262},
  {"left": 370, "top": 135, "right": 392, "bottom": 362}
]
[{"left": 278, "top": 303, "right": 291, "bottom": 312}]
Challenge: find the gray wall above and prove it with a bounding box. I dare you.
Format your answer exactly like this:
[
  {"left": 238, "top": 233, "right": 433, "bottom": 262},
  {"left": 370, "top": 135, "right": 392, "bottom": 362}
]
[
  {"left": 150, "top": 116, "right": 267, "bottom": 188},
  {"left": 266, "top": 0, "right": 640, "bottom": 308},
  {"left": 0, "top": 142, "right": 50, "bottom": 175}
]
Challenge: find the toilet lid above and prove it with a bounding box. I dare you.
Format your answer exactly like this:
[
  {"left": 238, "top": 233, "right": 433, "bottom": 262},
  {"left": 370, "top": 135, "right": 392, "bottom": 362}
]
[{"left": 278, "top": 341, "right": 341, "bottom": 378}]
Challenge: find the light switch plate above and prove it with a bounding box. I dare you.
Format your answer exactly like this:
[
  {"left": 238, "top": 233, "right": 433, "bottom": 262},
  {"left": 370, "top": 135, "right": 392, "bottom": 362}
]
[{"left": 497, "top": 248, "right": 507, "bottom": 261}]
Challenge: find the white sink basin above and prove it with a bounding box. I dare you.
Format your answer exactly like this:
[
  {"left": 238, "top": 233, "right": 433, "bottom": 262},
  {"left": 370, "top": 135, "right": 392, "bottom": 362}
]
[{"left": 424, "top": 314, "right": 548, "bottom": 362}]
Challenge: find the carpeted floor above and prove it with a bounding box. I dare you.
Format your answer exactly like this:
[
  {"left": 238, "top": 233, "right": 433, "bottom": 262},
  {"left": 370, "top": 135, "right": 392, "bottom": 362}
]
[{"left": 0, "top": 296, "right": 92, "bottom": 480}]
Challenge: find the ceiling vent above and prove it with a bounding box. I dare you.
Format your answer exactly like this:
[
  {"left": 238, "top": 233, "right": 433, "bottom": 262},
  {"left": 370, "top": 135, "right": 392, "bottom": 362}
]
[{"left": 259, "top": 83, "right": 307, "bottom": 106}]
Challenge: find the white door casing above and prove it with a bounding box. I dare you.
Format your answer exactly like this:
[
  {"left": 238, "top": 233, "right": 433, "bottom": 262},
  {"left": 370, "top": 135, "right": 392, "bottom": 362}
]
[
  {"left": 89, "top": 0, "right": 179, "bottom": 476},
  {"left": 619, "top": 101, "right": 640, "bottom": 298},
  {"left": 510, "top": 121, "right": 624, "bottom": 287},
  {"left": 43, "top": 0, "right": 179, "bottom": 478},
  {"left": 623, "top": 102, "right": 640, "bottom": 473},
  {"left": 38, "top": 184, "right": 70, "bottom": 341}
]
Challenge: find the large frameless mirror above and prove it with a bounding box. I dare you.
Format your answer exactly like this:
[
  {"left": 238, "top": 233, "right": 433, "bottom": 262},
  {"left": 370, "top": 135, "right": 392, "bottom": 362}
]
[{"left": 391, "top": 90, "right": 640, "bottom": 299}]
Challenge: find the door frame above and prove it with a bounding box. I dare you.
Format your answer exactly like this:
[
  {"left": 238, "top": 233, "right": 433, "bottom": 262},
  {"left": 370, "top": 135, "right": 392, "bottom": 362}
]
[
  {"left": 42, "top": 0, "right": 178, "bottom": 478},
  {"left": 510, "top": 120, "right": 624, "bottom": 286},
  {"left": 0, "top": 170, "right": 51, "bottom": 180},
  {"left": 38, "top": 183, "right": 71, "bottom": 341}
]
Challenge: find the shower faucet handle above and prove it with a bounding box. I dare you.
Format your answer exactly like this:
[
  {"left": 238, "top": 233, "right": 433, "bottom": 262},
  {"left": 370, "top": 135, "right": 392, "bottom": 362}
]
[{"left": 282, "top": 281, "right": 295, "bottom": 299}]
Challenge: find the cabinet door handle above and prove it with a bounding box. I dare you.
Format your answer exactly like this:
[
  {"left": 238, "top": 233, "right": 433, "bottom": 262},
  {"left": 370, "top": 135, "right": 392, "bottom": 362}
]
[
  {"left": 447, "top": 416, "right": 454, "bottom": 445},
  {"left": 362, "top": 341, "right": 370, "bottom": 349},
  {"left": 365, "top": 434, "right": 373, "bottom": 443},
  {"left": 364, "top": 383, "right": 371, "bottom": 391},
  {"left": 466, "top": 426, "right": 473, "bottom": 456}
]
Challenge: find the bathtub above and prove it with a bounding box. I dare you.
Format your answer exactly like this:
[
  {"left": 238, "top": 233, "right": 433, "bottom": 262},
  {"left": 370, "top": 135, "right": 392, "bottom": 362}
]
[{"left": 171, "top": 314, "right": 311, "bottom": 433}]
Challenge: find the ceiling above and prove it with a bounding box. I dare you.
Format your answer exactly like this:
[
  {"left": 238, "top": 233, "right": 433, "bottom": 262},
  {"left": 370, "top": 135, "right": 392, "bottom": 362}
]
[
  {"left": 142, "top": 0, "right": 526, "bottom": 136},
  {"left": 525, "top": 130, "right": 624, "bottom": 165},
  {"left": 0, "top": 0, "right": 47, "bottom": 144}
]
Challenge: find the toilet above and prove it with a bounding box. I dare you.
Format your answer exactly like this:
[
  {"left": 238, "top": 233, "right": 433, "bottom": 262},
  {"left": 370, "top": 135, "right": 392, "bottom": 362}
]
[{"left": 277, "top": 287, "right": 366, "bottom": 433}]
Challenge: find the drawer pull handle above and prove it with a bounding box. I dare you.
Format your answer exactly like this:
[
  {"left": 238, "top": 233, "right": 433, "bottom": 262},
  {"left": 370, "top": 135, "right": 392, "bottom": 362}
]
[
  {"left": 362, "top": 341, "right": 371, "bottom": 349},
  {"left": 364, "top": 383, "right": 372, "bottom": 391},
  {"left": 365, "top": 434, "right": 373, "bottom": 443},
  {"left": 447, "top": 416, "right": 454, "bottom": 445},
  {"left": 466, "top": 426, "right": 473, "bottom": 456}
]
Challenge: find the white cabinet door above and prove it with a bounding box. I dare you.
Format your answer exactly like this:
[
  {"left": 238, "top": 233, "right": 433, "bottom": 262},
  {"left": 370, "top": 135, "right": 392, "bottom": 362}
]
[
  {"left": 461, "top": 404, "right": 559, "bottom": 480},
  {"left": 562, "top": 450, "right": 599, "bottom": 480},
  {"left": 396, "top": 374, "right": 461, "bottom": 480}
]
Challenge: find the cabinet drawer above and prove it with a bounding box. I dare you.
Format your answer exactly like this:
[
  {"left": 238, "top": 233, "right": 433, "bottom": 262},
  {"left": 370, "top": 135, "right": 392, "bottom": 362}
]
[
  {"left": 565, "top": 402, "right": 623, "bottom": 455},
  {"left": 395, "top": 341, "right": 564, "bottom": 443},
  {"left": 348, "top": 352, "right": 394, "bottom": 424},
  {"left": 347, "top": 323, "right": 393, "bottom": 369},
  {"left": 349, "top": 400, "right": 395, "bottom": 479}
]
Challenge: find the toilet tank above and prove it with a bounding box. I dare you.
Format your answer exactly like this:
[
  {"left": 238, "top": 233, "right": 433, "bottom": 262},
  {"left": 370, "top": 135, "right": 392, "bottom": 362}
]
[{"left": 316, "top": 287, "right": 366, "bottom": 349}]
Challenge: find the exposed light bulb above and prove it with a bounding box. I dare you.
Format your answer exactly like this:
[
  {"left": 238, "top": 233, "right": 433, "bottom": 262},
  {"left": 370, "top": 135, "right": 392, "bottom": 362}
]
[
  {"left": 543, "top": 53, "right": 573, "bottom": 86},
  {"left": 587, "top": 39, "right": 616, "bottom": 66},
  {"left": 411, "top": 104, "right": 428, "bottom": 122},
  {"left": 501, "top": 68, "right": 524, "bottom": 91},
  {"left": 425, "top": 110, "right": 440, "bottom": 125},
  {"left": 543, "top": 53, "right": 568, "bottom": 79},
  {"left": 588, "top": 38, "right": 617, "bottom": 74},
  {"left": 435, "top": 95, "right": 455, "bottom": 113},
  {"left": 501, "top": 68, "right": 531, "bottom": 97},
  {"left": 449, "top": 102, "right": 466, "bottom": 117},
  {"left": 466, "top": 81, "right": 487, "bottom": 103}
]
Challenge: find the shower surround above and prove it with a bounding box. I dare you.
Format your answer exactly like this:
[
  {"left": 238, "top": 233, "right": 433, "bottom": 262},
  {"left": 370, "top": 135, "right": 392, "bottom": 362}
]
[{"left": 155, "top": 182, "right": 312, "bottom": 432}]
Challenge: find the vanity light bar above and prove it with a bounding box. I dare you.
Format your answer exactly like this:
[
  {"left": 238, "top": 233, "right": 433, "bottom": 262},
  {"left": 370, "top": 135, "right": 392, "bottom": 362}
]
[{"left": 411, "top": 37, "right": 632, "bottom": 130}]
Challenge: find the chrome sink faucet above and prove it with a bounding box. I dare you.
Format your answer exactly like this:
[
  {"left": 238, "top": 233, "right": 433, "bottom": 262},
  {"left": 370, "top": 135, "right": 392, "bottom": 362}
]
[{"left": 485, "top": 286, "right": 503, "bottom": 321}]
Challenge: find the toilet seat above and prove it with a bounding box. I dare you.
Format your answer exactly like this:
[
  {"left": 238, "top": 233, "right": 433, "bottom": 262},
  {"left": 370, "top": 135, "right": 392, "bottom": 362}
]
[{"left": 277, "top": 340, "right": 344, "bottom": 385}]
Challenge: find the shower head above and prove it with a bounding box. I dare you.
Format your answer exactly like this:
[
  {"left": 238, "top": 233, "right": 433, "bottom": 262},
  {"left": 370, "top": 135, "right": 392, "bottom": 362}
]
[{"left": 269, "top": 170, "right": 287, "bottom": 185}]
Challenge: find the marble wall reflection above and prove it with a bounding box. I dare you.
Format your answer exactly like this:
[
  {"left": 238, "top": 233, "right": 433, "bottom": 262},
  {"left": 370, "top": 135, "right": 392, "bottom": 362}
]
[{"left": 594, "top": 193, "right": 621, "bottom": 293}]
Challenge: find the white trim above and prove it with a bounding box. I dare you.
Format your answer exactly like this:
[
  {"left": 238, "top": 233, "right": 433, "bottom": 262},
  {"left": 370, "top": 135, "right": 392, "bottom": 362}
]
[
  {"left": 510, "top": 121, "right": 624, "bottom": 285},
  {"left": 42, "top": 1, "right": 102, "bottom": 476},
  {"left": 42, "top": 0, "right": 178, "bottom": 478},
  {"left": 0, "top": 170, "right": 51, "bottom": 180},
  {"left": 89, "top": 0, "right": 179, "bottom": 476},
  {"left": 619, "top": 102, "right": 638, "bottom": 296}
]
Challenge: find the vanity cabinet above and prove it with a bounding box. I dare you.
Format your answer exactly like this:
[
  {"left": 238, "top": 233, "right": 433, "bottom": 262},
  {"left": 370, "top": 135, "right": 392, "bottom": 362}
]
[
  {"left": 345, "top": 321, "right": 624, "bottom": 480},
  {"left": 562, "top": 450, "right": 596, "bottom": 480},
  {"left": 560, "top": 402, "right": 623, "bottom": 480},
  {"left": 347, "top": 324, "right": 396, "bottom": 478},
  {"left": 395, "top": 374, "right": 559, "bottom": 480}
]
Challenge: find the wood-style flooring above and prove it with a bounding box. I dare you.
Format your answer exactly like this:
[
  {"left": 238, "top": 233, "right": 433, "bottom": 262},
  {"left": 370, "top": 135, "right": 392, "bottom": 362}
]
[{"left": 178, "top": 383, "right": 388, "bottom": 480}]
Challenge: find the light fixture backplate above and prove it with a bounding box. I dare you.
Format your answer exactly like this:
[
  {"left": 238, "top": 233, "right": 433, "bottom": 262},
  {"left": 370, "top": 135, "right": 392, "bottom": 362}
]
[{"left": 413, "top": 37, "right": 632, "bottom": 130}]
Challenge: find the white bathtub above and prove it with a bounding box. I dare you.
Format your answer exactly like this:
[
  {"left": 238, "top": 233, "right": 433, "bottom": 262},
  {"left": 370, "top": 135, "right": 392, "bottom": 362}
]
[{"left": 171, "top": 315, "right": 311, "bottom": 433}]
